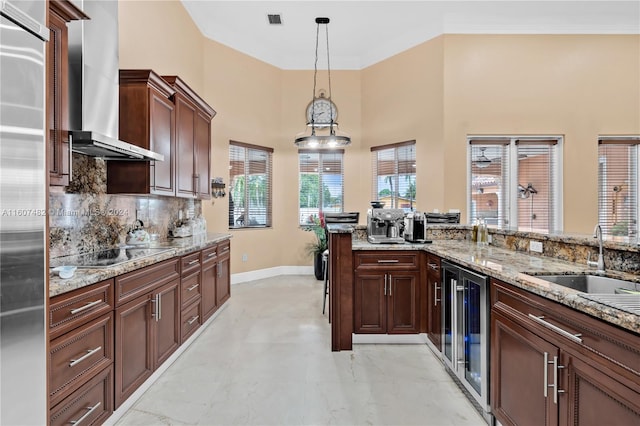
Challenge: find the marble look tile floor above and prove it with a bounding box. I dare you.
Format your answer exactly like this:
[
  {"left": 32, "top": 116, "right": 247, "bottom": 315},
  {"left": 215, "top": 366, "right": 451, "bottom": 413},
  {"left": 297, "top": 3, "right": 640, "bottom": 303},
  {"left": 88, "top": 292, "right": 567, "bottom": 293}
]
[{"left": 115, "top": 275, "right": 486, "bottom": 426}]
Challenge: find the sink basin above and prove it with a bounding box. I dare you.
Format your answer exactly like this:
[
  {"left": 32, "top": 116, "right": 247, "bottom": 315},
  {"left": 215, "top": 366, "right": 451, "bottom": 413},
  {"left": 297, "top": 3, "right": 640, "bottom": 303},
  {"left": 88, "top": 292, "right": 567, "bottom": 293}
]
[{"left": 531, "top": 274, "right": 640, "bottom": 294}]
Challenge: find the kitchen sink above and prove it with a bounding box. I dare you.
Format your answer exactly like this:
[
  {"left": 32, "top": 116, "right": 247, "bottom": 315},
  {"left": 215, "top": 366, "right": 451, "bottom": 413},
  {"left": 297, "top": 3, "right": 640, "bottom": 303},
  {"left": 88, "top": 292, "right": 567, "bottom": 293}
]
[{"left": 531, "top": 274, "right": 640, "bottom": 295}]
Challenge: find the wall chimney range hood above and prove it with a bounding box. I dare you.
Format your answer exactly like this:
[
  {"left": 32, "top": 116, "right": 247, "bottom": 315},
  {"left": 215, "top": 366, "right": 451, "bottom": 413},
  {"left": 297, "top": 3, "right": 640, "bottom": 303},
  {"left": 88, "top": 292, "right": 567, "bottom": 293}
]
[{"left": 68, "top": 0, "right": 162, "bottom": 162}]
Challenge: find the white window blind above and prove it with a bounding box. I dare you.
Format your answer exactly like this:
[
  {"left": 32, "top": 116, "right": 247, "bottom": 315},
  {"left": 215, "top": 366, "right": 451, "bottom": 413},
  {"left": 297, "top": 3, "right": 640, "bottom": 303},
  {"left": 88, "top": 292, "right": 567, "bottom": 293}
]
[
  {"left": 469, "top": 139, "right": 510, "bottom": 227},
  {"left": 371, "top": 141, "right": 416, "bottom": 211},
  {"left": 299, "top": 150, "right": 344, "bottom": 225},
  {"left": 229, "top": 141, "right": 273, "bottom": 228},
  {"left": 468, "top": 136, "right": 562, "bottom": 232},
  {"left": 598, "top": 138, "right": 639, "bottom": 238}
]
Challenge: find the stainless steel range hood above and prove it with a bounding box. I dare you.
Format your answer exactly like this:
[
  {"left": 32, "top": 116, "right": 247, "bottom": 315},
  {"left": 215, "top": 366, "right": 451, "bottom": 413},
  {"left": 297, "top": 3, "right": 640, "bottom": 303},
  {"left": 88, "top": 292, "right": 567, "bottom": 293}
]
[{"left": 67, "top": 0, "right": 162, "bottom": 162}]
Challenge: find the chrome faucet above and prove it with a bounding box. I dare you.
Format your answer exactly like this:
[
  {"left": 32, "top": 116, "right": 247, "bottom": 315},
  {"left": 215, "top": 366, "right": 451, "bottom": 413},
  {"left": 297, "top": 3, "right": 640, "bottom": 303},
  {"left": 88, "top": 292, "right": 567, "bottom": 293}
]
[{"left": 587, "top": 224, "right": 605, "bottom": 273}]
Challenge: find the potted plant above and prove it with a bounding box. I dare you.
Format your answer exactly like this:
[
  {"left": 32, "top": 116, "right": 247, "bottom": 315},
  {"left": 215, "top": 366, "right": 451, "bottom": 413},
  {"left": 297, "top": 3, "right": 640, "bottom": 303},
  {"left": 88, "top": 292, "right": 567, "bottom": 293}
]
[{"left": 304, "top": 214, "right": 327, "bottom": 280}]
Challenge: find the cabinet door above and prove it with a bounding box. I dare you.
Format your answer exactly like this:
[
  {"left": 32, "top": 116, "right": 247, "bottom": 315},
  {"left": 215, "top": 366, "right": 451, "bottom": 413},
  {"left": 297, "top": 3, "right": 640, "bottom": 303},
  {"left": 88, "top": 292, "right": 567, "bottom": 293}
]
[
  {"left": 426, "top": 257, "right": 441, "bottom": 349},
  {"left": 115, "top": 294, "right": 153, "bottom": 408},
  {"left": 175, "top": 95, "right": 196, "bottom": 197},
  {"left": 194, "top": 110, "right": 211, "bottom": 199},
  {"left": 491, "top": 310, "right": 559, "bottom": 426},
  {"left": 216, "top": 256, "right": 230, "bottom": 307},
  {"left": 150, "top": 89, "right": 175, "bottom": 196},
  {"left": 153, "top": 280, "right": 180, "bottom": 369},
  {"left": 563, "top": 354, "right": 640, "bottom": 426},
  {"left": 47, "top": 10, "right": 70, "bottom": 186},
  {"left": 201, "top": 261, "right": 217, "bottom": 321},
  {"left": 387, "top": 271, "right": 420, "bottom": 334},
  {"left": 354, "top": 272, "right": 386, "bottom": 333}
]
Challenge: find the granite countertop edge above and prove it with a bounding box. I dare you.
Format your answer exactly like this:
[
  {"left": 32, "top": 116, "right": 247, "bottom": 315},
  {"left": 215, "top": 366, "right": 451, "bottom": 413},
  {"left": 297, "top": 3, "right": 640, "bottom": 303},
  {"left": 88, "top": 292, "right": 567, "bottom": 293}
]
[
  {"left": 351, "top": 239, "right": 639, "bottom": 335},
  {"left": 49, "top": 233, "right": 232, "bottom": 298}
]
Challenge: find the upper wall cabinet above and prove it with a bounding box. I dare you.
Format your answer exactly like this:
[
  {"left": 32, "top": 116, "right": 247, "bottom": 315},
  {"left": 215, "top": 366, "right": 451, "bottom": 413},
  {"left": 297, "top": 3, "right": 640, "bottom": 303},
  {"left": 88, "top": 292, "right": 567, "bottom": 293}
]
[
  {"left": 47, "top": 0, "right": 88, "bottom": 186},
  {"left": 162, "top": 76, "right": 216, "bottom": 200},
  {"left": 108, "top": 70, "right": 176, "bottom": 196}
]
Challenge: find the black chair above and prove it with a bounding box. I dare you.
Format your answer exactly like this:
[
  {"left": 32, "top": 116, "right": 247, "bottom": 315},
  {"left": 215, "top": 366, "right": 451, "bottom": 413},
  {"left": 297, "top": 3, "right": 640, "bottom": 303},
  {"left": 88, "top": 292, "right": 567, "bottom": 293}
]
[{"left": 322, "top": 212, "right": 360, "bottom": 315}]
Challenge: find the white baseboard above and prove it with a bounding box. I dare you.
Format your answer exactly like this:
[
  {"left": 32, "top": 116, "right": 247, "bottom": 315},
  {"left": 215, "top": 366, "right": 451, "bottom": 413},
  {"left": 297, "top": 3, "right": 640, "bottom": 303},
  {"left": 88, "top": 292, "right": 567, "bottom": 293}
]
[
  {"left": 103, "top": 302, "right": 229, "bottom": 426},
  {"left": 352, "top": 333, "right": 428, "bottom": 345},
  {"left": 231, "top": 266, "right": 313, "bottom": 284}
]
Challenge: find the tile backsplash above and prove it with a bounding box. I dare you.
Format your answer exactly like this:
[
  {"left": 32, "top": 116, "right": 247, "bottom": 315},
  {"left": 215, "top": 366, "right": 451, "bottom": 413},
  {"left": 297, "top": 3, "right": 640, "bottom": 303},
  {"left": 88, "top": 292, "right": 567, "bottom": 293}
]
[{"left": 50, "top": 154, "right": 201, "bottom": 258}]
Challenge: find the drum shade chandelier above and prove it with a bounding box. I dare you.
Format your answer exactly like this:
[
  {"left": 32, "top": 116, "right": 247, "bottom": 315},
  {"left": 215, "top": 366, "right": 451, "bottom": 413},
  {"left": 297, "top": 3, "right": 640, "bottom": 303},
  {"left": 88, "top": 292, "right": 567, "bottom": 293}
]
[{"left": 294, "top": 17, "right": 351, "bottom": 148}]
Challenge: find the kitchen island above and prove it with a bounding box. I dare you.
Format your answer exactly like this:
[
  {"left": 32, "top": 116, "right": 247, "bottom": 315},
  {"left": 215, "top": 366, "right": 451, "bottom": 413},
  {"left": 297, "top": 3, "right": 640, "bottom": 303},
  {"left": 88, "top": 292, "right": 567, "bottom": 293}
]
[{"left": 327, "top": 224, "right": 640, "bottom": 425}]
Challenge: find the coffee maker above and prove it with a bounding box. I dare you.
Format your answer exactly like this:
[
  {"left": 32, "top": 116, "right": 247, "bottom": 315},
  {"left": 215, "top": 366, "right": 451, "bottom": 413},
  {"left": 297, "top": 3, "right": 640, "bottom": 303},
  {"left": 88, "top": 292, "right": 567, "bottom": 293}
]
[
  {"left": 367, "top": 208, "right": 406, "bottom": 244},
  {"left": 403, "top": 211, "right": 426, "bottom": 242}
]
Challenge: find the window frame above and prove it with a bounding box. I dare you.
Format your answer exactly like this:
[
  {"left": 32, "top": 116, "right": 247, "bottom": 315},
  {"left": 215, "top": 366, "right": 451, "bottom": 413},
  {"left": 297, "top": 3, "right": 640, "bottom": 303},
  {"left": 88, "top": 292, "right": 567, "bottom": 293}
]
[
  {"left": 467, "top": 135, "right": 563, "bottom": 232},
  {"left": 228, "top": 140, "right": 273, "bottom": 229},
  {"left": 371, "top": 140, "right": 417, "bottom": 211},
  {"left": 298, "top": 149, "right": 345, "bottom": 226}
]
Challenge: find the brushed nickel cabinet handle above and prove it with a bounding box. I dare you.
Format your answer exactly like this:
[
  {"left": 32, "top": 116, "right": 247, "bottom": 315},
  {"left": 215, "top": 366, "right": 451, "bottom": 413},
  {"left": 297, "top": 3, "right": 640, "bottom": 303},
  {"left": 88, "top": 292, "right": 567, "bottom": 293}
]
[
  {"left": 188, "top": 259, "right": 199, "bottom": 265},
  {"left": 543, "top": 352, "right": 549, "bottom": 398},
  {"left": 528, "top": 314, "right": 583, "bottom": 343},
  {"left": 187, "top": 284, "right": 199, "bottom": 292},
  {"left": 70, "top": 300, "right": 101, "bottom": 315},
  {"left": 69, "top": 346, "right": 102, "bottom": 367},
  {"left": 69, "top": 401, "right": 101, "bottom": 425},
  {"left": 434, "top": 285, "right": 441, "bottom": 306},
  {"left": 207, "top": 252, "right": 216, "bottom": 258},
  {"left": 377, "top": 259, "right": 399, "bottom": 264},
  {"left": 428, "top": 263, "right": 439, "bottom": 271},
  {"left": 187, "top": 315, "right": 199, "bottom": 325}
]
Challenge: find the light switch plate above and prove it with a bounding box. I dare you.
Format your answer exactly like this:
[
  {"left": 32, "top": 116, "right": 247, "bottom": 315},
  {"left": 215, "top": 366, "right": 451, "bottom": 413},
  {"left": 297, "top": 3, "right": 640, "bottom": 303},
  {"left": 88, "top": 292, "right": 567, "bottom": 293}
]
[{"left": 530, "top": 241, "right": 543, "bottom": 253}]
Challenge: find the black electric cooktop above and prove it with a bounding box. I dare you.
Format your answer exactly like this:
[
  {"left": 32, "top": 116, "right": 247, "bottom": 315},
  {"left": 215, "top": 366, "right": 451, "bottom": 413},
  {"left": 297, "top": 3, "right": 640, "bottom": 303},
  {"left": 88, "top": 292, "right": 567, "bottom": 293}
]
[{"left": 50, "top": 246, "right": 173, "bottom": 268}]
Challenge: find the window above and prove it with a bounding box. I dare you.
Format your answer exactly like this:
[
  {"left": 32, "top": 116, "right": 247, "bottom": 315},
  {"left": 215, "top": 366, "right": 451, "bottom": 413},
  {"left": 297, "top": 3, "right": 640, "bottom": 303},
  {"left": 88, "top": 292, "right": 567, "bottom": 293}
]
[
  {"left": 229, "top": 141, "right": 273, "bottom": 228},
  {"left": 468, "top": 136, "right": 562, "bottom": 233},
  {"left": 598, "top": 137, "right": 640, "bottom": 238},
  {"left": 371, "top": 141, "right": 416, "bottom": 211},
  {"left": 299, "top": 149, "right": 344, "bottom": 225}
]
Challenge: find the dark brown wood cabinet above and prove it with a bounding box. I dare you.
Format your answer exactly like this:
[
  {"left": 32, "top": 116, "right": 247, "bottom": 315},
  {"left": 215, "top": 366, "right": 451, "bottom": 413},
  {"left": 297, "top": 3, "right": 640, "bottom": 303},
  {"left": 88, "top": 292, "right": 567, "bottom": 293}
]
[
  {"left": 353, "top": 251, "right": 421, "bottom": 334},
  {"left": 114, "top": 259, "right": 180, "bottom": 407},
  {"left": 201, "top": 244, "right": 218, "bottom": 321},
  {"left": 108, "top": 70, "right": 176, "bottom": 195},
  {"left": 180, "top": 251, "right": 202, "bottom": 343},
  {"left": 426, "top": 254, "right": 441, "bottom": 349},
  {"left": 48, "top": 278, "right": 114, "bottom": 420},
  {"left": 491, "top": 279, "right": 640, "bottom": 426},
  {"left": 47, "top": 1, "right": 87, "bottom": 186},
  {"left": 216, "top": 240, "right": 231, "bottom": 307},
  {"left": 163, "top": 76, "right": 216, "bottom": 199}
]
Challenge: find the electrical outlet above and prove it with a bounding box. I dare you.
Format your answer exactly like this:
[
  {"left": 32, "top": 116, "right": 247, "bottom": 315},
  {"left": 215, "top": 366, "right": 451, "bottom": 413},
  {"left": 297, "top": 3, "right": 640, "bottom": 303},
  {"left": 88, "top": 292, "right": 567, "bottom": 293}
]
[
  {"left": 242, "top": 254, "right": 248, "bottom": 262},
  {"left": 530, "top": 241, "right": 543, "bottom": 253}
]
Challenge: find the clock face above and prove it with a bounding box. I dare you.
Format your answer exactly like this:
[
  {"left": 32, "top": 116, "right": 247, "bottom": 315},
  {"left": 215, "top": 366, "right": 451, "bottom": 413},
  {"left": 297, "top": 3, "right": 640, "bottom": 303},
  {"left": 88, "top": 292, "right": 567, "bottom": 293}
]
[{"left": 306, "top": 98, "right": 337, "bottom": 127}]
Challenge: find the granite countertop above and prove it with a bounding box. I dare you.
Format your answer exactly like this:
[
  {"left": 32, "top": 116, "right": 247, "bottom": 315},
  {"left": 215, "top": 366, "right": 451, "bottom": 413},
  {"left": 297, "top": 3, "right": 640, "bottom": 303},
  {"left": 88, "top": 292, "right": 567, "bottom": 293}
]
[
  {"left": 49, "top": 233, "right": 232, "bottom": 298},
  {"left": 351, "top": 239, "right": 640, "bottom": 334}
]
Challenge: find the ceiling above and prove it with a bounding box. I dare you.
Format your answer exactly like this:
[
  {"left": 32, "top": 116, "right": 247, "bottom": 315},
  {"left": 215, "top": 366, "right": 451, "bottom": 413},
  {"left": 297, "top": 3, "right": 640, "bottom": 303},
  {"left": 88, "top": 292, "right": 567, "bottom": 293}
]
[{"left": 181, "top": 1, "right": 640, "bottom": 70}]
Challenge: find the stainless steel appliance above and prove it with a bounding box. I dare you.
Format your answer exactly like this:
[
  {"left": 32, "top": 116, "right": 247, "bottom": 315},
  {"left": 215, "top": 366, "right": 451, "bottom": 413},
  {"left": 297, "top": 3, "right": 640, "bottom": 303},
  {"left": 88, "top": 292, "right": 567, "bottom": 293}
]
[
  {"left": 366, "top": 208, "right": 405, "bottom": 244},
  {"left": 441, "top": 261, "right": 491, "bottom": 420},
  {"left": 425, "top": 212, "right": 461, "bottom": 224},
  {"left": 67, "top": 0, "right": 162, "bottom": 161},
  {"left": 0, "top": 0, "right": 48, "bottom": 423},
  {"left": 403, "top": 211, "right": 426, "bottom": 242}
]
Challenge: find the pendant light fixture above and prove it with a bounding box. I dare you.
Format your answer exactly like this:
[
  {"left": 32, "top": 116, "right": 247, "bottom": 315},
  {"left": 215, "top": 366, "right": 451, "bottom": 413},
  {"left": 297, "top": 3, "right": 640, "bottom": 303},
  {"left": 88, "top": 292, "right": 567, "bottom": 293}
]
[{"left": 294, "top": 17, "right": 351, "bottom": 148}]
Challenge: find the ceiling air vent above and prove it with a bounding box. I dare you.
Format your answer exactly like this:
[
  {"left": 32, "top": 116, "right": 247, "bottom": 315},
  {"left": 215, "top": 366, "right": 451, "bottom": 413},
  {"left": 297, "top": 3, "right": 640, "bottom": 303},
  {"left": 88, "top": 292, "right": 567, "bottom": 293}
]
[{"left": 267, "top": 14, "right": 282, "bottom": 25}]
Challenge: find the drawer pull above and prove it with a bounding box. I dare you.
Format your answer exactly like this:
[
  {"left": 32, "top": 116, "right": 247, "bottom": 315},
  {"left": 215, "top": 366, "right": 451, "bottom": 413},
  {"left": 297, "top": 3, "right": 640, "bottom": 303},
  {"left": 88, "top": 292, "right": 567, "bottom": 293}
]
[
  {"left": 69, "top": 401, "right": 101, "bottom": 425},
  {"left": 220, "top": 247, "right": 229, "bottom": 253},
  {"left": 428, "top": 263, "right": 439, "bottom": 270},
  {"left": 207, "top": 253, "right": 216, "bottom": 258},
  {"left": 187, "top": 315, "right": 199, "bottom": 325},
  {"left": 187, "top": 284, "right": 199, "bottom": 292},
  {"left": 188, "top": 259, "right": 199, "bottom": 265},
  {"left": 69, "top": 346, "right": 102, "bottom": 367},
  {"left": 377, "top": 259, "right": 399, "bottom": 264},
  {"left": 528, "top": 314, "right": 583, "bottom": 343},
  {"left": 70, "top": 300, "right": 101, "bottom": 315}
]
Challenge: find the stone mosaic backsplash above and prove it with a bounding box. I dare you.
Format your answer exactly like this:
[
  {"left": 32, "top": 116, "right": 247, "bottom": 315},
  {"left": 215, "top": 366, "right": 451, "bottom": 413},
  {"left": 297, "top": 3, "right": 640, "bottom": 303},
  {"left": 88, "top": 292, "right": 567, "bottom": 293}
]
[{"left": 50, "top": 154, "right": 201, "bottom": 258}]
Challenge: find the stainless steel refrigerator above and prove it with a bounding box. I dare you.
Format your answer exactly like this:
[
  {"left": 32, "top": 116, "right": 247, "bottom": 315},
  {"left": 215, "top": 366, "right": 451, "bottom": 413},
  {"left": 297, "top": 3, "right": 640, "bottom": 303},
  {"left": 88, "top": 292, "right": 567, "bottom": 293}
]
[{"left": 0, "top": 0, "right": 49, "bottom": 423}]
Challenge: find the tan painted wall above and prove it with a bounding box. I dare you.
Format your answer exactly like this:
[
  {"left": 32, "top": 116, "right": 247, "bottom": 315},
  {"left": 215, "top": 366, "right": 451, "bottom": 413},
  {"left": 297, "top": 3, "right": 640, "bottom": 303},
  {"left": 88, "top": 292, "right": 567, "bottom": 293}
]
[
  {"left": 118, "top": 2, "right": 640, "bottom": 272},
  {"left": 442, "top": 34, "right": 640, "bottom": 233}
]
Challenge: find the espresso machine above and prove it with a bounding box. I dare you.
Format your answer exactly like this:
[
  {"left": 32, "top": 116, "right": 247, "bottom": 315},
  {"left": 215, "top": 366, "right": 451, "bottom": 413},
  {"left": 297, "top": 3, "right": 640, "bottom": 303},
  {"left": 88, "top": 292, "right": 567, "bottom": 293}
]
[{"left": 367, "top": 208, "right": 406, "bottom": 244}]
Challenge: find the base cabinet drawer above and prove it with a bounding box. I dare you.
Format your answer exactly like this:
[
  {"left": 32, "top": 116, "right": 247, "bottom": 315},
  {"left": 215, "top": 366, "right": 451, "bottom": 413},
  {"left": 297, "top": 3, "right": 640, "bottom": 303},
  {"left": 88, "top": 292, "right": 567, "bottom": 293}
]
[
  {"left": 50, "top": 365, "right": 113, "bottom": 426},
  {"left": 49, "top": 313, "right": 113, "bottom": 407},
  {"left": 181, "top": 300, "right": 201, "bottom": 343}
]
